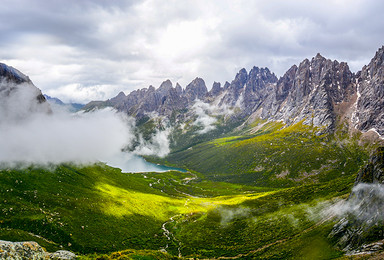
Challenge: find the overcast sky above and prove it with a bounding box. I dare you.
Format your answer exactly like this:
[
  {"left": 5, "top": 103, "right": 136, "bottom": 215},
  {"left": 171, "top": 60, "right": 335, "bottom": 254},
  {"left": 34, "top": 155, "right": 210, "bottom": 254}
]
[{"left": 1, "top": 0, "right": 383, "bottom": 103}]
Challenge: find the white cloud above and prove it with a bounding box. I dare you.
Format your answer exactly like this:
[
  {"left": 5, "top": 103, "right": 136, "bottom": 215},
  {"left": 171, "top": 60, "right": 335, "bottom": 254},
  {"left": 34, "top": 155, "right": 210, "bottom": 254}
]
[
  {"left": 45, "top": 83, "right": 123, "bottom": 104},
  {"left": 133, "top": 128, "right": 171, "bottom": 158}
]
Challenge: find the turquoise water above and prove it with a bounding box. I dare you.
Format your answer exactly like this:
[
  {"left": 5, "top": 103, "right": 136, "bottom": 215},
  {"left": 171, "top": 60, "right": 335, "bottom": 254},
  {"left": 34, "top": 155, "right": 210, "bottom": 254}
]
[{"left": 105, "top": 153, "right": 186, "bottom": 173}]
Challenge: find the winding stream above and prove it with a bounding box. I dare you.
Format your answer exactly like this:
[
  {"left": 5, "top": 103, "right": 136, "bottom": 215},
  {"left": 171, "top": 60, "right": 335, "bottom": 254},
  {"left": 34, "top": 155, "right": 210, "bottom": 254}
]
[
  {"left": 161, "top": 215, "right": 182, "bottom": 257},
  {"left": 106, "top": 152, "right": 189, "bottom": 256}
]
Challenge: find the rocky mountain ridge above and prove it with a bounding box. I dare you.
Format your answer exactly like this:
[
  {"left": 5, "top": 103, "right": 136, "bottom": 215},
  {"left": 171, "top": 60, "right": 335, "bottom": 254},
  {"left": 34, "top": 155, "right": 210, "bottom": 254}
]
[{"left": 84, "top": 46, "right": 384, "bottom": 138}]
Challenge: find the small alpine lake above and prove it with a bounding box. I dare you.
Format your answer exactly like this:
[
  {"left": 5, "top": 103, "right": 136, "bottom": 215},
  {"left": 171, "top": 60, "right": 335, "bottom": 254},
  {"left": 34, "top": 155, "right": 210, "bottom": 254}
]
[{"left": 105, "top": 153, "right": 186, "bottom": 173}]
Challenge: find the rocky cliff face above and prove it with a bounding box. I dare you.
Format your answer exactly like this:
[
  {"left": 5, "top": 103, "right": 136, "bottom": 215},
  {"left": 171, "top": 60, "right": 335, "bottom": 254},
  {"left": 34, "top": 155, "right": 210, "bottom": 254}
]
[
  {"left": 261, "top": 54, "right": 356, "bottom": 131},
  {"left": 354, "top": 46, "right": 384, "bottom": 135},
  {"left": 355, "top": 147, "right": 384, "bottom": 184}
]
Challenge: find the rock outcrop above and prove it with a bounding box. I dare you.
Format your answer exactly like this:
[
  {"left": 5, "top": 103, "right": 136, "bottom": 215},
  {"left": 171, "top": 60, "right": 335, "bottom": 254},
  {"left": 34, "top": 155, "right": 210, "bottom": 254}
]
[
  {"left": 355, "top": 147, "right": 384, "bottom": 184},
  {"left": 0, "top": 240, "right": 76, "bottom": 260}
]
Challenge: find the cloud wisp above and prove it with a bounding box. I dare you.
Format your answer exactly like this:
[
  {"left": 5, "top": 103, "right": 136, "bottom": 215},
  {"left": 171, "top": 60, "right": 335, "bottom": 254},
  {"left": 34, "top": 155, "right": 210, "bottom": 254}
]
[
  {"left": 192, "top": 101, "right": 217, "bottom": 134},
  {"left": 191, "top": 99, "right": 234, "bottom": 134},
  {"left": 326, "top": 183, "right": 384, "bottom": 222}
]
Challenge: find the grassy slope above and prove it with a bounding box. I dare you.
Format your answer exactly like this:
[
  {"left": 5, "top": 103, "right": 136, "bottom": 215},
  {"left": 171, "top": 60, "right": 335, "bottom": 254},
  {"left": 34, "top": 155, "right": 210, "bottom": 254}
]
[
  {"left": 0, "top": 163, "right": 277, "bottom": 256},
  {"left": 171, "top": 175, "right": 355, "bottom": 259}
]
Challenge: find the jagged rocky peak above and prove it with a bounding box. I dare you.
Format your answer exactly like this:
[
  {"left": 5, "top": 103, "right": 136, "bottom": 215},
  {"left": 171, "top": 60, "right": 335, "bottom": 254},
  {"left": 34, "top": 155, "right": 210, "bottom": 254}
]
[
  {"left": 184, "top": 77, "right": 207, "bottom": 102},
  {"left": 309, "top": 53, "right": 355, "bottom": 99},
  {"left": 355, "top": 46, "right": 384, "bottom": 135},
  {"left": 232, "top": 68, "right": 248, "bottom": 90},
  {"left": 0, "top": 63, "right": 31, "bottom": 84},
  {"left": 218, "top": 68, "right": 248, "bottom": 107},
  {"left": 116, "top": 91, "right": 126, "bottom": 98},
  {"left": 175, "top": 83, "right": 183, "bottom": 95},
  {"left": 262, "top": 53, "right": 356, "bottom": 132},
  {"left": 364, "top": 46, "right": 384, "bottom": 78},
  {"left": 155, "top": 79, "right": 175, "bottom": 105},
  {"left": 246, "top": 67, "right": 278, "bottom": 92},
  {"left": 82, "top": 44, "right": 384, "bottom": 136},
  {"left": 158, "top": 79, "right": 173, "bottom": 93},
  {"left": 109, "top": 91, "right": 126, "bottom": 106},
  {"left": 240, "top": 67, "right": 279, "bottom": 115},
  {"left": 250, "top": 66, "right": 277, "bottom": 79},
  {"left": 209, "top": 81, "right": 222, "bottom": 96},
  {"left": 223, "top": 81, "right": 230, "bottom": 90}
]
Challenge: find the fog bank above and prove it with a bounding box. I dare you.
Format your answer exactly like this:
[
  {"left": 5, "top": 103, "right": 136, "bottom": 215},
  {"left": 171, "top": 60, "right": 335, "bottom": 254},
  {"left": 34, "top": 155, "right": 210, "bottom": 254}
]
[{"left": 0, "top": 108, "right": 135, "bottom": 166}]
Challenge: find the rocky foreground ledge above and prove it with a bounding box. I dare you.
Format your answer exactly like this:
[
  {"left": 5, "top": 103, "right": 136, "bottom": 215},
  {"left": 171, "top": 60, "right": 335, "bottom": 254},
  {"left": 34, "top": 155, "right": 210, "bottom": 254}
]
[{"left": 0, "top": 240, "right": 76, "bottom": 260}]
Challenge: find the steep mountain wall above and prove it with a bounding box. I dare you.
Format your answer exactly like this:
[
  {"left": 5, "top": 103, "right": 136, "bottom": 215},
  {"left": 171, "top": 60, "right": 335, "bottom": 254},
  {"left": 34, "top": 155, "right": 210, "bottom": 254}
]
[{"left": 84, "top": 45, "right": 384, "bottom": 137}]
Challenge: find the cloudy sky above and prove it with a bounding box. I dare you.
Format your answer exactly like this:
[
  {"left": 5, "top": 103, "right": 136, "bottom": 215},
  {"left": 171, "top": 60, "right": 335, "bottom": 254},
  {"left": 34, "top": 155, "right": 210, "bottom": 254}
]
[{"left": 1, "top": 0, "right": 383, "bottom": 103}]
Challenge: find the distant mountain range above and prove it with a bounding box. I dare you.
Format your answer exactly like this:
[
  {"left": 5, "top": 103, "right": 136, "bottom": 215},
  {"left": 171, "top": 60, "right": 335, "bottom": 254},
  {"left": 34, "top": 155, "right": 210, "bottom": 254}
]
[
  {"left": 83, "top": 45, "right": 384, "bottom": 138},
  {"left": 43, "top": 95, "right": 84, "bottom": 112}
]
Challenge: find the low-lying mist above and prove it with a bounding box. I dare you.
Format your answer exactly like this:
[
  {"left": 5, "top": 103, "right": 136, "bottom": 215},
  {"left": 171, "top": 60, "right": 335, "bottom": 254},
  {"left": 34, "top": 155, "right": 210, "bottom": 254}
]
[{"left": 0, "top": 108, "right": 135, "bottom": 166}]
